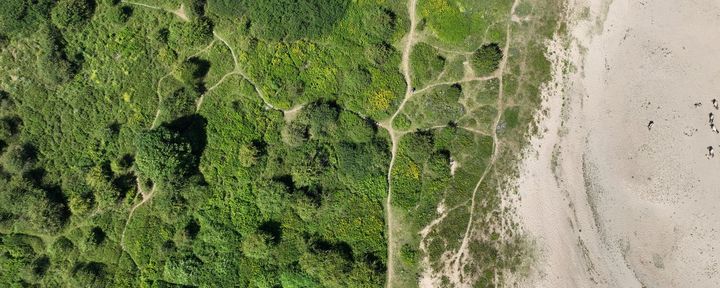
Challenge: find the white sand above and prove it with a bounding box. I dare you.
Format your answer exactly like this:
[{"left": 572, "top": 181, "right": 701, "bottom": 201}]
[{"left": 514, "top": 0, "right": 720, "bottom": 287}]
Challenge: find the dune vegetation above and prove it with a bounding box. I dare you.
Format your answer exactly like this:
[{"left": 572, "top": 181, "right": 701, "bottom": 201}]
[{"left": 0, "top": 0, "right": 561, "bottom": 286}]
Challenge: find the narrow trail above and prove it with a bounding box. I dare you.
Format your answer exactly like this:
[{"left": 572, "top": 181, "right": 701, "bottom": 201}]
[
  {"left": 119, "top": 177, "right": 156, "bottom": 254},
  {"left": 121, "top": 0, "right": 189, "bottom": 22},
  {"left": 283, "top": 104, "right": 305, "bottom": 122},
  {"left": 189, "top": 39, "right": 217, "bottom": 58},
  {"left": 150, "top": 73, "right": 172, "bottom": 129},
  {"left": 414, "top": 75, "right": 497, "bottom": 95},
  {"left": 450, "top": 0, "right": 521, "bottom": 281},
  {"left": 121, "top": 0, "right": 162, "bottom": 10},
  {"left": 381, "top": 0, "right": 418, "bottom": 285},
  {"left": 172, "top": 3, "right": 189, "bottom": 21}
]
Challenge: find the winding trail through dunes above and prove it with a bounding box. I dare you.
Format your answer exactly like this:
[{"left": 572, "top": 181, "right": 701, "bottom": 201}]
[
  {"left": 415, "top": 0, "right": 521, "bottom": 285},
  {"left": 379, "top": 0, "right": 418, "bottom": 285},
  {"left": 382, "top": 0, "right": 522, "bottom": 285},
  {"left": 454, "top": 0, "right": 520, "bottom": 265}
]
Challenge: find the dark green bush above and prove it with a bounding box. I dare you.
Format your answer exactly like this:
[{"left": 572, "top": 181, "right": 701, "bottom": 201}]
[
  {"left": 1, "top": 144, "right": 35, "bottom": 174},
  {"left": 0, "top": 119, "right": 13, "bottom": 140},
  {"left": 134, "top": 126, "right": 195, "bottom": 185},
  {"left": 111, "top": 5, "right": 132, "bottom": 24},
  {"left": 0, "top": 0, "right": 28, "bottom": 33},
  {"left": 0, "top": 181, "right": 68, "bottom": 233},
  {"left": 71, "top": 262, "right": 108, "bottom": 287},
  {"left": 472, "top": 43, "right": 503, "bottom": 75},
  {"left": 173, "top": 58, "right": 210, "bottom": 88},
  {"left": 0, "top": 0, "right": 55, "bottom": 35},
  {"left": 172, "top": 17, "right": 213, "bottom": 47},
  {"left": 49, "top": 237, "right": 75, "bottom": 258},
  {"left": 37, "top": 26, "right": 77, "bottom": 85}
]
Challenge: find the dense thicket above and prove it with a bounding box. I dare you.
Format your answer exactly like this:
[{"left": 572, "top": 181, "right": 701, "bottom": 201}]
[{"left": 0, "top": 0, "right": 510, "bottom": 285}]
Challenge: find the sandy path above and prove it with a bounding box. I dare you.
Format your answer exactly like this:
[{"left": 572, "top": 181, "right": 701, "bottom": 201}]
[
  {"left": 122, "top": 0, "right": 188, "bottom": 22},
  {"left": 516, "top": 0, "right": 720, "bottom": 287},
  {"left": 382, "top": 0, "right": 419, "bottom": 285}
]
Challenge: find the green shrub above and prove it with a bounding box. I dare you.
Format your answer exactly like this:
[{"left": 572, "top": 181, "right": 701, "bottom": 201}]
[
  {"left": 0, "top": 0, "right": 27, "bottom": 33},
  {"left": 281, "top": 121, "right": 308, "bottom": 147},
  {"left": 365, "top": 42, "right": 395, "bottom": 66},
  {"left": 207, "top": 0, "right": 244, "bottom": 18},
  {"left": 173, "top": 58, "right": 210, "bottom": 87},
  {"left": 85, "top": 227, "right": 106, "bottom": 248},
  {"left": 172, "top": 17, "right": 213, "bottom": 47},
  {"left": 68, "top": 190, "right": 94, "bottom": 215},
  {"left": 85, "top": 165, "right": 120, "bottom": 207},
  {"left": 37, "top": 26, "right": 77, "bottom": 85},
  {"left": 472, "top": 43, "right": 503, "bottom": 75},
  {"left": 503, "top": 106, "right": 520, "bottom": 129},
  {"left": 1, "top": 144, "right": 35, "bottom": 174},
  {"left": 298, "top": 102, "right": 339, "bottom": 141},
  {"left": 163, "top": 254, "right": 203, "bottom": 286},
  {"left": 338, "top": 111, "right": 374, "bottom": 143},
  {"left": 51, "top": 0, "right": 96, "bottom": 29},
  {"left": 111, "top": 5, "right": 132, "bottom": 24},
  {"left": 393, "top": 113, "right": 412, "bottom": 130},
  {"left": 242, "top": 233, "right": 270, "bottom": 259},
  {"left": 399, "top": 243, "right": 418, "bottom": 265},
  {"left": 239, "top": 144, "right": 259, "bottom": 168},
  {"left": 134, "top": 126, "right": 195, "bottom": 185}
]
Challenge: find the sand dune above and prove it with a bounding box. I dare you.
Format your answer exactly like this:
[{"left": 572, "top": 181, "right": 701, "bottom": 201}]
[{"left": 515, "top": 0, "right": 720, "bottom": 287}]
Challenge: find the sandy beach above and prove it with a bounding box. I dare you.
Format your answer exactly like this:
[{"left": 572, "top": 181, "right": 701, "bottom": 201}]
[{"left": 515, "top": 0, "right": 720, "bottom": 287}]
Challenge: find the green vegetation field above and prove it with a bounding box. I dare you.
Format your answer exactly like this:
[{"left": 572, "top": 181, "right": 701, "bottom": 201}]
[{"left": 0, "top": 0, "right": 561, "bottom": 287}]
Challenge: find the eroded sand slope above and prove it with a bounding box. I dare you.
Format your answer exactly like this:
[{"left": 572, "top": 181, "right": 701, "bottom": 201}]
[{"left": 516, "top": 0, "right": 720, "bottom": 287}]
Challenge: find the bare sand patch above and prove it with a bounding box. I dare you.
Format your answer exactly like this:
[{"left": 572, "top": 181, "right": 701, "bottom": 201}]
[{"left": 515, "top": 0, "right": 720, "bottom": 287}]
